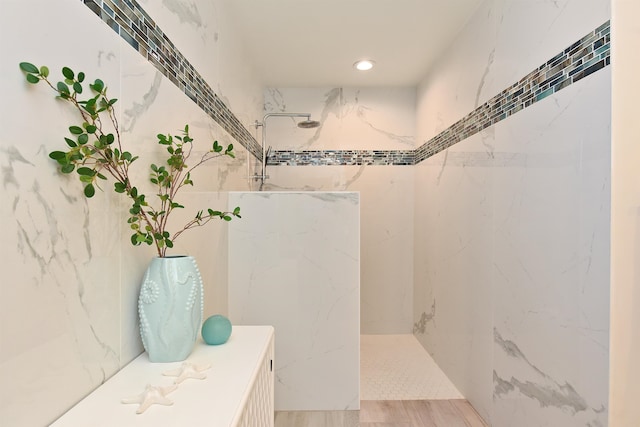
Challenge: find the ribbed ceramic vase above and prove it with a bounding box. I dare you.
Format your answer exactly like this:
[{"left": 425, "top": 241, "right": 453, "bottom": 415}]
[{"left": 138, "top": 255, "right": 203, "bottom": 362}]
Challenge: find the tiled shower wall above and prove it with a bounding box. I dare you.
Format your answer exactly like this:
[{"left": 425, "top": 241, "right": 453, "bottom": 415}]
[
  {"left": 261, "top": 88, "right": 416, "bottom": 334},
  {"left": 261, "top": 17, "right": 611, "bottom": 338},
  {"left": 0, "top": 0, "right": 260, "bottom": 425},
  {"left": 413, "top": 1, "right": 610, "bottom": 427}
]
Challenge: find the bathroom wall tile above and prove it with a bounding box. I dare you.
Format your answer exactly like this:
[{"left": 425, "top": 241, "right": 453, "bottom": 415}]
[
  {"left": 261, "top": 88, "right": 416, "bottom": 334},
  {"left": 490, "top": 0, "right": 611, "bottom": 99},
  {"left": 416, "top": 0, "right": 499, "bottom": 143},
  {"left": 0, "top": 1, "right": 124, "bottom": 425},
  {"left": 264, "top": 87, "right": 416, "bottom": 151},
  {"left": 413, "top": 130, "right": 496, "bottom": 422},
  {"left": 262, "top": 165, "right": 415, "bottom": 334},
  {"left": 413, "top": 1, "right": 611, "bottom": 426},
  {"left": 137, "top": 0, "right": 263, "bottom": 128},
  {"left": 228, "top": 192, "right": 360, "bottom": 411},
  {"left": 0, "top": 0, "right": 260, "bottom": 425},
  {"left": 491, "top": 68, "right": 610, "bottom": 427}
]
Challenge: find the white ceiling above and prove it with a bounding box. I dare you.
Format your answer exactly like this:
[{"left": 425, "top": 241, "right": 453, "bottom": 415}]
[{"left": 226, "top": 0, "right": 484, "bottom": 88}]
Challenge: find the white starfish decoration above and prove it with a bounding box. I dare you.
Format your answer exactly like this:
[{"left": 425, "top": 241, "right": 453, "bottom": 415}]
[
  {"left": 121, "top": 383, "right": 178, "bottom": 414},
  {"left": 162, "top": 361, "right": 211, "bottom": 384}
]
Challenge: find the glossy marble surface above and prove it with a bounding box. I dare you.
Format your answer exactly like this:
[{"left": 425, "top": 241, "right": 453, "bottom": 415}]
[
  {"left": 413, "top": 2, "right": 611, "bottom": 425},
  {"left": 0, "top": 0, "right": 258, "bottom": 425},
  {"left": 228, "top": 192, "right": 360, "bottom": 411},
  {"left": 262, "top": 88, "right": 415, "bottom": 334}
]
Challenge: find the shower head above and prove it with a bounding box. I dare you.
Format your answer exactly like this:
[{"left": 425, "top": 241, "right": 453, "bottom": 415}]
[{"left": 297, "top": 119, "right": 321, "bottom": 129}]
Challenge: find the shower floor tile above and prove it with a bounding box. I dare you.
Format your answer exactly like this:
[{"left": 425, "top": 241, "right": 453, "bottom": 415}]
[{"left": 360, "top": 334, "right": 463, "bottom": 401}]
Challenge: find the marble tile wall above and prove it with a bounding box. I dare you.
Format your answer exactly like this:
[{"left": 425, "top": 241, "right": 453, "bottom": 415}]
[
  {"left": 228, "top": 192, "right": 360, "bottom": 411},
  {"left": 261, "top": 88, "right": 416, "bottom": 334},
  {"left": 0, "top": 0, "right": 260, "bottom": 425},
  {"left": 413, "top": 1, "right": 611, "bottom": 426}
]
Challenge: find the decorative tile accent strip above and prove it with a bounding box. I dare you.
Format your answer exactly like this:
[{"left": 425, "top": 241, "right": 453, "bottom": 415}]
[
  {"left": 78, "top": 0, "right": 609, "bottom": 167},
  {"left": 268, "top": 150, "right": 414, "bottom": 166},
  {"left": 79, "top": 0, "right": 262, "bottom": 159},
  {"left": 271, "top": 20, "right": 610, "bottom": 167},
  {"left": 413, "top": 20, "right": 610, "bottom": 164}
]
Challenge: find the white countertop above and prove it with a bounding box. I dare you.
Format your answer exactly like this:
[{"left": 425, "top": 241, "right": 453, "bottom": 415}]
[{"left": 51, "top": 326, "right": 274, "bottom": 427}]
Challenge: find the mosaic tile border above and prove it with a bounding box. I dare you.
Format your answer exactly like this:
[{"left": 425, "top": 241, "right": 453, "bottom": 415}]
[
  {"left": 414, "top": 20, "right": 610, "bottom": 164},
  {"left": 269, "top": 20, "right": 610, "bottom": 166},
  {"left": 268, "top": 150, "right": 414, "bottom": 166},
  {"left": 78, "top": 0, "right": 609, "bottom": 167},
  {"left": 79, "top": 0, "right": 262, "bottom": 159}
]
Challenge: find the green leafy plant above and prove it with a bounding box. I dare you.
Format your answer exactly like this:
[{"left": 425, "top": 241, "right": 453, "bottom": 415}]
[{"left": 19, "top": 62, "right": 241, "bottom": 257}]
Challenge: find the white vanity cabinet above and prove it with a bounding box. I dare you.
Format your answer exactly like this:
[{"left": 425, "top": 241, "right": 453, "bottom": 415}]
[{"left": 51, "top": 326, "right": 275, "bottom": 427}]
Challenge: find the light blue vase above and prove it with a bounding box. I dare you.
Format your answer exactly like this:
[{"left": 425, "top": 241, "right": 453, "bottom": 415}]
[{"left": 138, "top": 256, "right": 203, "bottom": 362}]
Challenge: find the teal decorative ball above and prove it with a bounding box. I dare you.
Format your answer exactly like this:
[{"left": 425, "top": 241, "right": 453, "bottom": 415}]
[{"left": 201, "top": 315, "right": 232, "bottom": 345}]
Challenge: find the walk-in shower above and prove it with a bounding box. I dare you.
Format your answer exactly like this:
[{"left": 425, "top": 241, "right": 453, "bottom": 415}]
[{"left": 250, "top": 112, "right": 320, "bottom": 186}]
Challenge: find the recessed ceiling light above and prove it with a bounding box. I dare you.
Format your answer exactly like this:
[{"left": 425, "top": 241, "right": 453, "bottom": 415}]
[{"left": 354, "top": 60, "right": 375, "bottom": 71}]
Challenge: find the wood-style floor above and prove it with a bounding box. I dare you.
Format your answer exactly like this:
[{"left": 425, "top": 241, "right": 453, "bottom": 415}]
[{"left": 274, "top": 399, "right": 488, "bottom": 427}]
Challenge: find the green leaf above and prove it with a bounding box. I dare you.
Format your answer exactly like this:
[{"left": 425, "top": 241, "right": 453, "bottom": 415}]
[
  {"left": 26, "top": 74, "right": 39, "bottom": 84},
  {"left": 106, "top": 133, "right": 115, "bottom": 144},
  {"left": 77, "top": 134, "right": 88, "bottom": 145},
  {"left": 165, "top": 239, "right": 173, "bottom": 248},
  {"left": 136, "top": 233, "right": 147, "bottom": 243},
  {"left": 90, "top": 79, "right": 104, "bottom": 92},
  {"left": 131, "top": 233, "right": 139, "bottom": 245},
  {"left": 213, "top": 141, "right": 222, "bottom": 152},
  {"left": 61, "top": 164, "right": 75, "bottom": 174},
  {"left": 114, "top": 182, "right": 126, "bottom": 193},
  {"left": 64, "top": 137, "right": 77, "bottom": 148},
  {"left": 77, "top": 72, "right": 85, "bottom": 82},
  {"left": 69, "top": 126, "right": 83, "bottom": 135},
  {"left": 226, "top": 144, "right": 235, "bottom": 158},
  {"left": 233, "top": 206, "right": 241, "bottom": 216},
  {"left": 85, "top": 124, "right": 97, "bottom": 134},
  {"left": 19, "top": 62, "right": 39, "bottom": 73},
  {"left": 84, "top": 183, "right": 95, "bottom": 198},
  {"left": 62, "top": 67, "right": 74, "bottom": 79},
  {"left": 223, "top": 215, "right": 232, "bottom": 221},
  {"left": 77, "top": 167, "right": 95, "bottom": 176},
  {"left": 56, "top": 81, "right": 70, "bottom": 95},
  {"left": 73, "top": 82, "right": 83, "bottom": 94},
  {"left": 40, "top": 66, "right": 49, "bottom": 77},
  {"left": 49, "top": 151, "right": 66, "bottom": 160}
]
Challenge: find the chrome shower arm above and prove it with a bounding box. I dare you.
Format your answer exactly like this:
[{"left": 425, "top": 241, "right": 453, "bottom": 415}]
[{"left": 252, "top": 112, "right": 320, "bottom": 188}]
